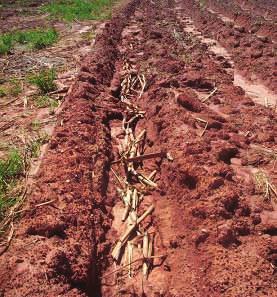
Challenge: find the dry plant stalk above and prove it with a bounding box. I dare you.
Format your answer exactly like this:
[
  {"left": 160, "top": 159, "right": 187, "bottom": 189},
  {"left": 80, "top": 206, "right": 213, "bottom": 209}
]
[
  {"left": 0, "top": 223, "right": 14, "bottom": 256},
  {"left": 254, "top": 170, "right": 277, "bottom": 202},
  {"left": 138, "top": 173, "right": 158, "bottom": 188},
  {"left": 110, "top": 58, "right": 160, "bottom": 281},
  {"left": 195, "top": 117, "right": 208, "bottom": 137},
  {"left": 102, "top": 254, "right": 166, "bottom": 279},
  {"left": 202, "top": 87, "right": 218, "bottom": 103},
  {"left": 111, "top": 205, "right": 155, "bottom": 262},
  {"left": 142, "top": 232, "right": 149, "bottom": 277}
]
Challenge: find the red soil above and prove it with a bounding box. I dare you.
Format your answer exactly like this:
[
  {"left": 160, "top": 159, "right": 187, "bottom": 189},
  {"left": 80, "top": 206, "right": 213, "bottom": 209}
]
[
  {"left": 183, "top": 0, "right": 277, "bottom": 92},
  {"left": 0, "top": 0, "right": 277, "bottom": 296}
]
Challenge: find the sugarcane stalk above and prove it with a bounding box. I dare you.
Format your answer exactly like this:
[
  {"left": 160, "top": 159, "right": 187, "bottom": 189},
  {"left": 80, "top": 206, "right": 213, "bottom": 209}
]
[
  {"left": 138, "top": 173, "right": 157, "bottom": 188},
  {"left": 129, "top": 210, "right": 138, "bottom": 224},
  {"left": 112, "top": 151, "right": 166, "bottom": 164},
  {"left": 132, "top": 188, "right": 138, "bottom": 210},
  {"left": 111, "top": 204, "right": 155, "bottom": 262},
  {"left": 102, "top": 255, "right": 167, "bottom": 279},
  {"left": 128, "top": 242, "right": 133, "bottom": 278},
  {"left": 148, "top": 235, "right": 153, "bottom": 258},
  {"left": 122, "top": 204, "right": 131, "bottom": 222},
  {"left": 142, "top": 232, "right": 149, "bottom": 277},
  {"left": 148, "top": 170, "right": 157, "bottom": 181},
  {"left": 135, "top": 129, "right": 146, "bottom": 143}
]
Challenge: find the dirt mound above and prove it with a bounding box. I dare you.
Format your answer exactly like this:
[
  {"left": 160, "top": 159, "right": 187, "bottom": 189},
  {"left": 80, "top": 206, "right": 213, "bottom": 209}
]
[{"left": 0, "top": 1, "right": 140, "bottom": 296}]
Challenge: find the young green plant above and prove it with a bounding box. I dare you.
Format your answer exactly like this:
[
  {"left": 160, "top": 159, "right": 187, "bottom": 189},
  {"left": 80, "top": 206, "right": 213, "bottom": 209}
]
[{"left": 28, "top": 68, "right": 57, "bottom": 94}]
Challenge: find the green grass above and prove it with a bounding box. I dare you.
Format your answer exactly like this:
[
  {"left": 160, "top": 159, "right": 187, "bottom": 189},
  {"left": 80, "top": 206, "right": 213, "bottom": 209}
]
[
  {"left": 27, "top": 134, "right": 49, "bottom": 158},
  {"left": 0, "top": 150, "right": 23, "bottom": 192},
  {"left": 42, "top": 0, "right": 114, "bottom": 21},
  {"left": 0, "top": 87, "right": 6, "bottom": 97},
  {"left": 28, "top": 68, "right": 57, "bottom": 94},
  {"left": 9, "top": 79, "right": 22, "bottom": 96},
  {"left": 0, "top": 149, "right": 24, "bottom": 218},
  {"left": 34, "top": 95, "right": 59, "bottom": 109},
  {"left": 0, "top": 34, "right": 13, "bottom": 55},
  {"left": 31, "top": 120, "right": 42, "bottom": 131},
  {"left": 0, "top": 28, "right": 58, "bottom": 55},
  {"left": 0, "top": 79, "right": 22, "bottom": 97}
]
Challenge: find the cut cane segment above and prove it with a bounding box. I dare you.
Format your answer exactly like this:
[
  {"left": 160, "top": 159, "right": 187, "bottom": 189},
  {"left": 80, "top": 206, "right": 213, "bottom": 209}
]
[
  {"left": 142, "top": 232, "right": 149, "bottom": 278},
  {"left": 128, "top": 242, "right": 133, "bottom": 278},
  {"left": 111, "top": 205, "right": 154, "bottom": 262}
]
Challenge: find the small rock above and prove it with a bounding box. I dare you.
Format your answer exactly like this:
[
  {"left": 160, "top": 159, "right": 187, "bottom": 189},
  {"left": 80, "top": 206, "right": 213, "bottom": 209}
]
[
  {"left": 194, "top": 229, "right": 209, "bottom": 246},
  {"left": 218, "top": 224, "right": 238, "bottom": 247}
]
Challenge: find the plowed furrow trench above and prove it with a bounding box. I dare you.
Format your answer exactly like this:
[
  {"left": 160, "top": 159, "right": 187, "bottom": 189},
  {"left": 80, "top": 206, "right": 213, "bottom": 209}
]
[{"left": 0, "top": 0, "right": 277, "bottom": 297}]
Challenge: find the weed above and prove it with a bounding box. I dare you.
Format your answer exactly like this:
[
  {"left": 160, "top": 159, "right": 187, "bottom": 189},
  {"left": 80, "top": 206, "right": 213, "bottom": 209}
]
[
  {"left": 34, "top": 95, "right": 51, "bottom": 108},
  {"left": 254, "top": 170, "right": 277, "bottom": 202},
  {"left": 0, "top": 28, "right": 58, "bottom": 55},
  {"left": 15, "top": 28, "right": 58, "bottom": 49},
  {"left": 31, "top": 120, "right": 42, "bottom": 131},
  {"left": 0, "top": 195, "right": 19, "bottom": 217},
  {"left": 81, "top": 31, "right": 96, "bottom": 41},
  {"left": 27, "top": 134, "right": 49, "bottom": 158},
  {"left": 9, "top": 79, "right": 22, "bottom": 96},
  {"left": 0, "top": 79, "right": 22, "bottom": 97},
  {"left": 0, "top": 34, "right": 12, "bottom": 55},
  {"left": 42, "top": 0, "right": 114, "bottom": 21},
  {"left": 0, "top": 87, "right": 6, "bottom": 97},
  {"left": 181, "top": 53, "right": 192, "bottom": 64},
  {"left": 28, "top": 68, "right": 57, "bottom": 94},
  {"left": 0, "top": 150, "right": 23, "bottom": 193},
  {"left": 34, "top": 95, "right": 59, "bottom": 109},
  {"left": 0, "top": 149, "right": 23, "bottom": 220}
]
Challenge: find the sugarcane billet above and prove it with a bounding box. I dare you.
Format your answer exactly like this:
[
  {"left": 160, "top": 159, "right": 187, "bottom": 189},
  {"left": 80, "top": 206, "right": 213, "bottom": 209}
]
[{"left": 111, "top": 204, "right": 155, "bottom": 262}]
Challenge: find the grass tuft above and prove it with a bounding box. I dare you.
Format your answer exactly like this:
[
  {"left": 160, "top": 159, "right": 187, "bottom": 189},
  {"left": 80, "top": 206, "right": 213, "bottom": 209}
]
[
  {"left": 0, "top": 34, "right": 13, "bottom": 55},
  {"left": 16, "top": 28, "right": 58, "bottom": 49},
  {"left": 0, "top": 150, "right": 23, "bottom": 193},
  {"left": 42, "top": 0, "right": 114, "bottom": 21},
  {"left": 254, "top": 170, "right": 277, "bottom": 202},
  {"left": 0, "top": 87, "right": 6, "bottom": 97},
  {"left": 0, "top": 150, "right": 24, "bottom": 218},
  {"left": 0, "top": 28, "right": 58, "bottom": 55},
  {"left": 26, "top": 134, "right": 49, "bottom": 158},
  {"left": 28, "top": 68, "right": 57, "bottom": 94},
  {"left": 34, "top": 95, "right": 59, "bottom": 109}
]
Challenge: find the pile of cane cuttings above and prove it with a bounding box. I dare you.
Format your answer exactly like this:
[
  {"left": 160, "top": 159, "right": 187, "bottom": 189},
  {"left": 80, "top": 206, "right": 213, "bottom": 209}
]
[{"left": 109, "top": 59, "right": 170, "bottom": 280}]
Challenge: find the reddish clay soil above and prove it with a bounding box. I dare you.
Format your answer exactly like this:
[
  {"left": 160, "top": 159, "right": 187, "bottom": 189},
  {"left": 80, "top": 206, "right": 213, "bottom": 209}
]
[
  {"left": 0, "top": 0, "right": 277, "bottom": 297},
  {"left": 0, "top": 0, "right": 51, "bottom": 32},
  {"left": 205, "top": 0, "right": 277, "bottom": 39},
  {"left": 183, "top": 0, "right": 277, "bottom": 92}
]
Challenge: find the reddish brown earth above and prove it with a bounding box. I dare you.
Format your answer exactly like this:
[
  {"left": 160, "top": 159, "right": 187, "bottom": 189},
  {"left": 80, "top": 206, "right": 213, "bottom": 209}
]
[
  {"left": 0, "top": 0, "right": 51, "bottom": 32},
  {"left": 183, "top": 0, "right": 277, "bottom": 92},
  {"left": 0, "top": 0, "right": 277, "bottom": 297},
  {"left": 205, "top": 0, "right": 277, "bottom": 40}
]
